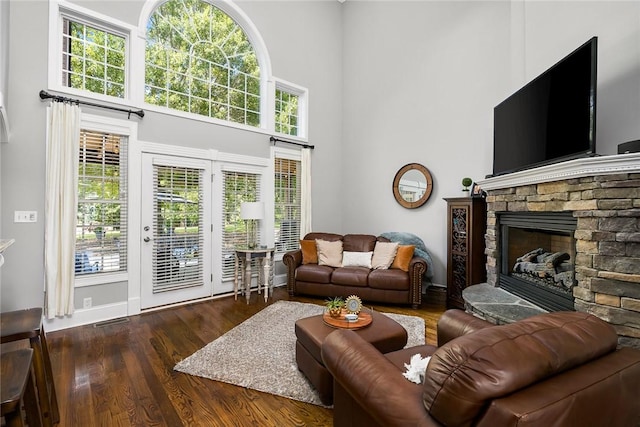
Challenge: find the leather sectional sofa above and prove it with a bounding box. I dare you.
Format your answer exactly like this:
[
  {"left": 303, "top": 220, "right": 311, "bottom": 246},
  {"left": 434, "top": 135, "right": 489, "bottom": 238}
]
[
  {"left": 283, "top": 232, "right": 428, "bottom": 308},
  {"left": 321, "top": 309, "right": 640, "bottom": 427}
]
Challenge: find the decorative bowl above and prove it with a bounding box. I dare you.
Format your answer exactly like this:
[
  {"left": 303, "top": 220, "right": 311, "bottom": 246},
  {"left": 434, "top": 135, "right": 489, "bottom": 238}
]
[{"left": 344, "top": 313, "right": 358, "bottom": 322}]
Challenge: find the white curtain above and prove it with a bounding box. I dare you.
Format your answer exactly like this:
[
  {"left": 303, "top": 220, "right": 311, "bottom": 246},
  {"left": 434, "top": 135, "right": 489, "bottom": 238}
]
[
  {"left": 45, "top": 102, "right": 81, "bottom": 318},
  {"left": 300, "top": 147, "right": 312, "bottom": 237}
]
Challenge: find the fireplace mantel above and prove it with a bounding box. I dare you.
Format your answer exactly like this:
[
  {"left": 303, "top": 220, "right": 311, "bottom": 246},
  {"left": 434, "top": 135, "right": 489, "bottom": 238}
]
[{"left": 479, "top": 153, "right": 640, "bottom": 191}]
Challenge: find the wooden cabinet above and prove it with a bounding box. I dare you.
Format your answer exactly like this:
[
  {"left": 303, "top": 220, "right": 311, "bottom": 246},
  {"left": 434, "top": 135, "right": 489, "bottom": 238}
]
[{"left": 445, "top": 197, "right": 487, "bottom": 309}]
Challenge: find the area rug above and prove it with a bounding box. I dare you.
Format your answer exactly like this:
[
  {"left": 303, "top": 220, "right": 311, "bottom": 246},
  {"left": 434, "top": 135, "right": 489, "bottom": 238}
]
[{"left": 174, "top": 300, "right": 425, "bottom": 406}]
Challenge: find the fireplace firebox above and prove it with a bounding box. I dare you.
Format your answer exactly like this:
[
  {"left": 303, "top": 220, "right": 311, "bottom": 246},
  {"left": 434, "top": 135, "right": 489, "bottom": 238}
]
[{"left": 498, "top": 212, "right": 577, "bottom": 312}]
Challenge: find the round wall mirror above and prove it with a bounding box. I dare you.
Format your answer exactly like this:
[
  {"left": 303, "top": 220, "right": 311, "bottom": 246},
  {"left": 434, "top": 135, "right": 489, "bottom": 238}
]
[{"left": 392, "top": 163, "right": 433, "bottom": 209}]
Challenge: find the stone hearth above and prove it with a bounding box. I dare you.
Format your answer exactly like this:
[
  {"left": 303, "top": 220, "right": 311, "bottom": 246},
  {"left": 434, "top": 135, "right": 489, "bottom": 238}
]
[{"left": 475, "top": 153, "right": 640, "bottom": 348}]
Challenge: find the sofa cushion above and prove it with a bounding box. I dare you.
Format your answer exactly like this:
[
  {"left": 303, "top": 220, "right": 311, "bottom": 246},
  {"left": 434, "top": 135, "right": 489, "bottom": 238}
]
[
  {"left": 343, "top": 234, "right": 377, "bottom": 252},
  {"left": 295, "top": 264, "right": 334, "bottom": 284},
  {"left": 342, "top": 251, "right": 373, "bottom": 268},
  {"left": 368, "top": 269, "right": 410, "bottom": 290},
  {"left": 371, "top": 241, "right": 399, "bottom": 269},
  {"left": 300, "top": 239, "right": 318, "bottom": 264},
  {"left": 331, "top": 267, "right": 369, "bottom": 287},
  {"left": 391, "top": 245, "right": 415, "bottom": 271},
  {"left": 316, "top": 239, "right": 343, "bottom": 267},
  {"left": 422, "top": 311, "right": 619, "bottom": 427}
]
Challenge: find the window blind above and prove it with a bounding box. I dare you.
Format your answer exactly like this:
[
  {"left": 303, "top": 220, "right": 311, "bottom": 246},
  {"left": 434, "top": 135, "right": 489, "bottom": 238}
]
[
  {"left": 221, "top": 170, "right": 261, "bottom": 280},
  {"left": 274, "top": 157, "right": 301, "bottom": 253},
  {"left": 76, "top": 130, "right": 127, "bottom": 275},
  {"left": 152, "top": 165, "right": 204, "bottom": 293}
]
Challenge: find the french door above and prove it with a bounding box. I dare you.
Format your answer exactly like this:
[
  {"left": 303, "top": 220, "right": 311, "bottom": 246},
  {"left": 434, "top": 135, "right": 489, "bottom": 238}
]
[{"left": 140, "top": 153, "right": 212, "bottom": 309}]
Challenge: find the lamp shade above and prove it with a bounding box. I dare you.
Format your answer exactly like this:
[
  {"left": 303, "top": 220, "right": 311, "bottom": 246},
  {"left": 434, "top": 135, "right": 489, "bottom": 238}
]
[{"left": 240, "top": 202, "right": 264, "bottom": 220}]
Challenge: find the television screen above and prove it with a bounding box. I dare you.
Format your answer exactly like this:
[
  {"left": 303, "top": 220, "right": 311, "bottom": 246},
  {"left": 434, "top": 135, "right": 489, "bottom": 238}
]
[{"left": 493, "top": 37, "right": 597, "bottom": 176}]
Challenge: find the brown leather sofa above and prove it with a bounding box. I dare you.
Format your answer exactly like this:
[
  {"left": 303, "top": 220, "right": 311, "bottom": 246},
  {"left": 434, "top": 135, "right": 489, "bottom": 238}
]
[
  {"left": 283, "top": 232, "right": 427, "bottom": 308},
  {"left": 321, "top": 309, "right": 640, "bottom": 427}
]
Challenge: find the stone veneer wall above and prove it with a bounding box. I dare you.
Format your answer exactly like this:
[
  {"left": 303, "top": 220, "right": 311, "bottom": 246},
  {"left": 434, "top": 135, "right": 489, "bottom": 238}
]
[{"left": 485, "top": 173, "right": 640, "bottom": 348}]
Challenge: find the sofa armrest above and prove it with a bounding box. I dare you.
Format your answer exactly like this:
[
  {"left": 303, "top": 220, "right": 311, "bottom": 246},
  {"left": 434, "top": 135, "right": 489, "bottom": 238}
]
[
  {"left": 282, "top": 249, "right": 302, "bottom": 296},
  {"left": 408, "top": 256, "right": 427, "bottom": 308},
  {"left": 477, "top": 347, "right": 640, "bottom": 427},
  {"left": 436, "top": 309, "right": 493, "bottom": 347},
  {"left": 322, "top": 329, "right": 438, "bottom": 427}
]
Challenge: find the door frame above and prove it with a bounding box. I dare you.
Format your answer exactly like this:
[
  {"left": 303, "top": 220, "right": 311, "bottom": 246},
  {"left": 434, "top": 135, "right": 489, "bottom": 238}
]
[
  {"left": 127, "top": 141, "right": 271, "bottom": 316},
  {"left": 139, "top": 152, "right": 213, "bottom": 309},
  {"left": 128, "top": 141, "right": 217, "bottom": 315}
]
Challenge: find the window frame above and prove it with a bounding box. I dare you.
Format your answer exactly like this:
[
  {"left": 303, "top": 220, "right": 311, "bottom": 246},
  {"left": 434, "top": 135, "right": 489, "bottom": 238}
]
[
  {"left": 74, "top": 113, "right": 137, "bottom": 288},
  {"left": 273, "top": 78, "right": 308, "bottom": 139},
  {"left": 220, "top": 166, "right": 266, "bottom": 282},
  {"left": 48, "top": 0, "right": 310, "bottom": 140},
  {"left": 143, "top": 0, "right": 263, "bottom": 128},
  {"left": 48, "top": 0, "right": 135, "bottom": 105},
  {"left": 272, "top": 146, "right": 303, "bottom": 259}
]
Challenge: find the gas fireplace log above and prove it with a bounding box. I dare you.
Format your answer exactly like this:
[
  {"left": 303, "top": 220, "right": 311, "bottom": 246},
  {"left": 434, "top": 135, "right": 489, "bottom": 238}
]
[
  {"left": 544, "top": 252, "right": 571, "bottom": 267},
  {"left": 513, "top": 250, "right": 573, "bottom": 288},
  {"left": 516, "top": 248, "right": 545, "bottom": 263},
  {"left": 554, "top": 271, "right": 575, "bottom": 289}
]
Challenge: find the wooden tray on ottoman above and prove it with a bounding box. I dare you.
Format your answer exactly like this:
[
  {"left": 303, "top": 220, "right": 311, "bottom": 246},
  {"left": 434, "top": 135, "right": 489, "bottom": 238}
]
[{"left": 323, "top": 310, "right": 372, "bottom": 330}]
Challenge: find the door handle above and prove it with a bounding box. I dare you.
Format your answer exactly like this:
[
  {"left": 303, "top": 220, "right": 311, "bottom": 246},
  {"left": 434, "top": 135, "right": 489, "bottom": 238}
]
[{"left": 143, "top": 237, "right": 151, "bottom": 242}]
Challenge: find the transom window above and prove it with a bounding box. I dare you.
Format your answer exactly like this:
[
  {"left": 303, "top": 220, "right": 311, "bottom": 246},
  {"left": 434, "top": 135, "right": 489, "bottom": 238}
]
[
  {"left": 275, "top": 89, "right": 299, "bottom": 136},
  {"left": 145, "top": 0, "right": 261, "bottom": 126},
  {"left": 51, "top": 0, "right": 309, "bottom": 136},
  {"left": 62, "top": 18, "right": 126, "bottom": 98}
]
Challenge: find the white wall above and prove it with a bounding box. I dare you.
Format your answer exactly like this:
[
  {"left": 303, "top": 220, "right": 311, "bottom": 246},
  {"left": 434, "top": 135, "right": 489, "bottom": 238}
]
[
  {"left": 1, "top": 0, "right": 638, "bottom": 313},
  {"left": 342, "top": 1, "right": 510, "bottom": 285},
  {"left": 341, "top": 0, "right": 640, "bottom": 286},
  {"left": 0, "top": 0, "right": 344, "bottom": 313}
]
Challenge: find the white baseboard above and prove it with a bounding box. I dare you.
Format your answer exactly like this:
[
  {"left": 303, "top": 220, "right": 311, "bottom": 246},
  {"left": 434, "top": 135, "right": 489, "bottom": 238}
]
[
  {"left": 45, "top": 282, "right": 289, "bottom": 332},
  {"left": 45, "top": 301, "right": 129, "bottom": 332}
]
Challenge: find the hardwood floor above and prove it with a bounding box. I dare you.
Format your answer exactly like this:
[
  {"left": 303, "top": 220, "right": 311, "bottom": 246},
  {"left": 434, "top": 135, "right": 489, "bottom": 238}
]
[{"left": 47, "top": 286, "right": 447, "bottom": 426}]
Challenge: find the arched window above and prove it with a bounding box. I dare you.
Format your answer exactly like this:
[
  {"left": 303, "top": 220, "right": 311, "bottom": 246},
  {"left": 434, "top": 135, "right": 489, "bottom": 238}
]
[{"left": 144, "top": 0, "right": 262, "bottom": 127}]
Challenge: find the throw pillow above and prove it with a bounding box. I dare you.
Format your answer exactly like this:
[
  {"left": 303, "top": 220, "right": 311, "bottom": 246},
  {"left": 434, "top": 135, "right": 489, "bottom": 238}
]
[
  {"left": 342, "top": 251, "right": 373, "bottom": 268},
  {"left": 403, "top": 353, "right": 431, "bottom": 384},
  {"left": 316, "top": 239, "right": 343, "bottom": 267},
  {"left": 371, "top": 241, "right": 399, "bottom": 270},
  {"left": 391, "top": 245, "right": 415, "bottom": 272},
  {"left": 300, "top": 239, "right": 318, "bottom": 264}
]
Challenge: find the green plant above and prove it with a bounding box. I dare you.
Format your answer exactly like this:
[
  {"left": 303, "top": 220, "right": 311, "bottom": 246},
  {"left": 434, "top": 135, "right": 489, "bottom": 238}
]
[
  {"left": 325, "top": 296, "right": 344, "bottom": 318},
  {"left": 325, "top": 296, "right": 344, "bottom": 310},
  {"left": 462, "top": 177, "right": 473, "bottom": 191}
]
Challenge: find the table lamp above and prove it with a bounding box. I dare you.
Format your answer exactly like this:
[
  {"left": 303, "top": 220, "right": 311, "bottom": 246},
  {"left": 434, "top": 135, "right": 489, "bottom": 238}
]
[{"left": 240, "top": 202, "right": 264, "bottom": 249}]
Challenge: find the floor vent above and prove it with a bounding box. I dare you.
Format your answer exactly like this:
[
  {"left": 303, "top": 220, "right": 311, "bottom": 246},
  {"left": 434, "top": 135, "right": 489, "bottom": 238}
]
[{"left": 93, "top": 317, "right": 130, "bottom": 328}]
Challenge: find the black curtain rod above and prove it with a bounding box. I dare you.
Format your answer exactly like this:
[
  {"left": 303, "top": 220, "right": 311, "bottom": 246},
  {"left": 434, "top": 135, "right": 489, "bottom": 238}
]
[
  {"left": 39, "top": 90, "right": 145, "bottom": 119},
  {"left": 270, "top": 136, "right": 314, "bottom": 149}
]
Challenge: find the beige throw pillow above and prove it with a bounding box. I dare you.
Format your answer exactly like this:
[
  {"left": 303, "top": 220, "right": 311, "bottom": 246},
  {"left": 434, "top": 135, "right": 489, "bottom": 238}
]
[
  {"left": 342, "top": 251, "right": 373, "bottom": 268},
  {"left": 371, "top": 241, "right": 399, "bottom": 270},
  {"left": 316, "top": 239, "right": 343, "bottom": 267}
]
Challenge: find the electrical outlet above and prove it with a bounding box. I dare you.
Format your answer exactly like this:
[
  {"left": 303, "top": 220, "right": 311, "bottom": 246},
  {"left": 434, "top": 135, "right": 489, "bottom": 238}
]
[
  {"left": 83, "top": 297, "right": 92, "bottom": 309},
  {"left": 14, "top": 211, "right": 38, "bottom": 223}
]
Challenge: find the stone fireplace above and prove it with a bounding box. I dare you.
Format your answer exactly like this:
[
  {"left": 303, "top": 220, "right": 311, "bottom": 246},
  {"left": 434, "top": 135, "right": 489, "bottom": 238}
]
[{"left": 476, "top": 154, "right": 640, "bottom": 348}]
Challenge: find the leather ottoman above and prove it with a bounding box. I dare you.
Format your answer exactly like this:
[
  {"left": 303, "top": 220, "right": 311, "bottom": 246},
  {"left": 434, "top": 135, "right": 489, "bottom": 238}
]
[{"left": 295, "top": 310, "right": 408, "bottom": 405}]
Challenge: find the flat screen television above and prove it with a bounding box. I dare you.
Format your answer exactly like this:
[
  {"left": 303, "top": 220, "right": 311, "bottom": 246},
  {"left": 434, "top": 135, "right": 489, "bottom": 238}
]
[{"left": 492, "top": 37, "right": 597, "bottom": 176}]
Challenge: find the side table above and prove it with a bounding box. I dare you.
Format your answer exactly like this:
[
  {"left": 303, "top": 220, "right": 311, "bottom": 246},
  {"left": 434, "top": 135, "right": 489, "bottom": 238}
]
[{"left": 234, "top": 248, "right": 275, "bottom": 304}]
